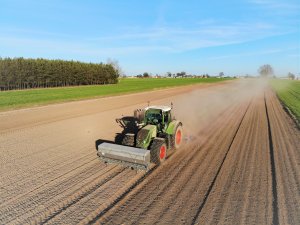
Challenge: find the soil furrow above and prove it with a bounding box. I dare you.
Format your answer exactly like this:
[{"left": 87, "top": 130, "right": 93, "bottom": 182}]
[
  {"left": 264, "top": 91, "right": 279, "bottom": 225},
  {"left": 158, "top": 103, "right": 249, "bottom": 224},
  {"left": 266, "top": 90, "right": 300, "bottom": 225},
  {"left": 194, "top": 92, "right": 272, "bottom": 225},
  {"left": 97, "top": 100, "right": 250, "bottom": 224},
  {"left": 1, "top": 80, "right": 299, "bottom": 225},
  {"left": 190, "top": 99, "right": 251, "bottom": 224},
  {"left": 0, "top": 155, "right": 98, "bottom": 207},
  {"left": 197, "top": 100, "right": 258, "bottom": 224},
  {"left": 3, "top": 165, "right": 123, "bottom": 224},
  {"left": 150, "top": 104, "right": 251, "bottom": 225},
  {"left": 0, "top": 150, "right": 96, "bottom": 204},
  {"left": 95, "top": 104, "right": 237, "bottom": 223},
  {"left": 45, "top": 169, "right": 137, "bottom": 225}
]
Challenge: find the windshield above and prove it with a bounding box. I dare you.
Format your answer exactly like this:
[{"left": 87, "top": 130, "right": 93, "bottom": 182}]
[{"left": 145, "top": 109, "right": 162, "bottom": 124}]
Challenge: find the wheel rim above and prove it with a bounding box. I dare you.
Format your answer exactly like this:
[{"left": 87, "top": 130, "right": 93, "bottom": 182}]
[
  {"left": 176, "top": 129, "right": 182, "bottom": 146},
  {"left": 159, "top": 145, "right": 166, "bottom": 160}
]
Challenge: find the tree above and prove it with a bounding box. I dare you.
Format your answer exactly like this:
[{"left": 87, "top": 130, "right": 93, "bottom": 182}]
[
  {"left": 166, "top": 72, "right": 172, "bottom": 77},
  {"left": 176, "top": 71, "right": 186, "bottom": 78},
  {"left": 258, "top": 64, "right": 274, "bottom": 77},
  {"left": 287, "top": 72, "right": 295, "bottom": 80},
  {"left": 143, "top": 72, "right": 150, "bottom": 78},
  {"left": 107, "top": 58, "right": 122, "bottom": 77},
  {"left": 219, "top": 72, "right": 224, "bottom": 77}
]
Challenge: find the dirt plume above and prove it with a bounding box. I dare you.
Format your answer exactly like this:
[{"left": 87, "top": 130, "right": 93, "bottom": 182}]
[{"left": 173, "top": 79, "right": 268, "bottom": 139}]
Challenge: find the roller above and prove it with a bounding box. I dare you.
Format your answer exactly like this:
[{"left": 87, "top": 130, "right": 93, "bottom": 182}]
[{"left": 97, "top": 142, "right": 151, "bottom": 169}]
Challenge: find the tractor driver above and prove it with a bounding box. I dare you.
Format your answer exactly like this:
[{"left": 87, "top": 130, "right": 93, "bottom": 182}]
[{"left": 146, "top": 111, "right": 163, "bottom": 130}]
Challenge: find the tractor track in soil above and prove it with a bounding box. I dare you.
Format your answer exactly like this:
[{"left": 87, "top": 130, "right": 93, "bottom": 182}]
[
  {"left": 0, "top": 80, "right": 299, "bottom": 224},
  {"left": 264, "top": 91, "right": 279, "bottom": 225},
  {"left": 91, "top": 88, "right": 299, "bottom": 225},
  {"left": 265, "top": 90, "right": 300, "bottom": 225}
]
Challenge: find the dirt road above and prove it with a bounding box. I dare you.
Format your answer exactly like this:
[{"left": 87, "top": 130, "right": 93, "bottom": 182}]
[{"left": 0, "top": 80, "right": 299, "bottom": 224}]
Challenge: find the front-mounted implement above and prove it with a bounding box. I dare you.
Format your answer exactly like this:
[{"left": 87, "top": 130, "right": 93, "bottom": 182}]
[{"left": 97, "top": 104, "right": 183, "bottom": 170}]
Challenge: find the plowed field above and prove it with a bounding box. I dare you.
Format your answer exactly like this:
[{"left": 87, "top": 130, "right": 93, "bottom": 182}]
[{"left": 0, "top": 80, "right": 299, "bottom": 225}]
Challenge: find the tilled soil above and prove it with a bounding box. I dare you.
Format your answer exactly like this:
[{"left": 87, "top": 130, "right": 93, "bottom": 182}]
[{"left": 0, "top": 80, "right": 299, "bottom": 225}]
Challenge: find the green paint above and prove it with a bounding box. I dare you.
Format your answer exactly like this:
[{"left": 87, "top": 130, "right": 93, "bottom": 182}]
[
  {"left": 166, "top": 120, "right": 180, "bottom": 134},
  {"left": 136, "top": 125, "right": 157, "bottom": 149}
]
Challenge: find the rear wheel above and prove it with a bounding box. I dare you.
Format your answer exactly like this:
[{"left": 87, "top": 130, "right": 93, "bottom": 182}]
[
  {"left": 150, "top": 138, "right": 167, "bottom": 165},
  {"left": 122, "top": 133, "right": 135, "bottom": 146},
  {"left": 172, "top": 124, "right": 183, "bottom": 150}
]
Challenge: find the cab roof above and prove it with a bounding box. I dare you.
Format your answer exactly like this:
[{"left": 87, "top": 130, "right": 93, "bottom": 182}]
[{"left": 145, "top": 105, "right": 171, "bottom": 112}]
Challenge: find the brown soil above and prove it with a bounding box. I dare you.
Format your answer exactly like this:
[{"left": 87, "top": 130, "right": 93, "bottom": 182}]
[{"left": 0, "top": 80, "right": 299, "bottom": 225}]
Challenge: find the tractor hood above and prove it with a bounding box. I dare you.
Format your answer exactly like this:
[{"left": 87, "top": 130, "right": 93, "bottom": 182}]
[{"left": 136, "top": 125, "right": 157, "bottom": 149}]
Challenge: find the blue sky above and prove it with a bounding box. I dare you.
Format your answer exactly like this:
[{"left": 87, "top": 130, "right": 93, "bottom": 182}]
[{"left": 0, "top": 0, "right": 299, "bottom": 76}]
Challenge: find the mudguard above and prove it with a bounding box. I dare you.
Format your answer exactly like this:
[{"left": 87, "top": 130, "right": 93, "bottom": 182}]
[
  {"left": 136, "top": 125, "right": 157, "bottom": 149},
  {"left": 165, "top": 120, "right": 182, "bottom": 135}
]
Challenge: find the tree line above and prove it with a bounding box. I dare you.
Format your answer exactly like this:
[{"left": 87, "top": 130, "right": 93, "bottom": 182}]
[{"left": 0, "top": 57, "right": 119, "bottom": 91}]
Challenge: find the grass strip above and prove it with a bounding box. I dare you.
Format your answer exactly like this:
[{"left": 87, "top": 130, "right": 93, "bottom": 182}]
[
  {"left": 270, "top": 79, "right": 300, "bottom": 124},
  {"left": 0, "top": 78, "right": 230, "bottom": 111}
]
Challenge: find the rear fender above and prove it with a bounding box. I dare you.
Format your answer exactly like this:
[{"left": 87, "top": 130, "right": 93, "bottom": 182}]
[{"left": 136, "top": 125, "right": 157, "bottom": 149}]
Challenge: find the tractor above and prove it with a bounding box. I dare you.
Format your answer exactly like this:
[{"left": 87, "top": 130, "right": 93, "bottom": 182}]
[{"left": 97, "top": 104, "right": 183, "bottom": 169}]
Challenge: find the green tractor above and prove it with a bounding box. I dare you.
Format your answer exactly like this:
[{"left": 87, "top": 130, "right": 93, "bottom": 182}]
[{"left": 97, "top": 105, "right": 183, "bottom": 169}]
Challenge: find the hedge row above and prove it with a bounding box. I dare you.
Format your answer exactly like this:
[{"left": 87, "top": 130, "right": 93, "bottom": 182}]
[{"left": 0, "top": 57, "right": 119, "bottom": 90}]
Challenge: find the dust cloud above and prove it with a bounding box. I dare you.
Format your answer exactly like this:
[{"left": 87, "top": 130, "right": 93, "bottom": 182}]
[{"left": 172, "top": 79, "right": 269, "bottom": 142}]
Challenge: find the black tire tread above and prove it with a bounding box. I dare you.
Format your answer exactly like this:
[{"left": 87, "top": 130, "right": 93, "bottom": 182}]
[{"left": 150, "top": 138, "right": 166, "bottom": 164}]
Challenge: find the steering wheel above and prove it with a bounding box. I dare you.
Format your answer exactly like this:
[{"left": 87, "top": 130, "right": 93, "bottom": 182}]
[
  {"left": 152, "top": 118, "right": 159, "bottom": 124},
  {"left": 147, "top": 114, "right": 159, "bottom": 124}
]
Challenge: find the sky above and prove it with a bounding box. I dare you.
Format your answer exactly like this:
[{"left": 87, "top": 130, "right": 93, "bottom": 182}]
[{"left": 0, "top": 0, "right": 299, "bottom": 76}]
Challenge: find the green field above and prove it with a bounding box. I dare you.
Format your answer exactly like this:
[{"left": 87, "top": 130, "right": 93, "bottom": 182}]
[
  {"left": 0, "top": 78, "right": 230, "bottom": 111},
  {"left": 270, "top": 79, "right": 300, "bottom": 123}
]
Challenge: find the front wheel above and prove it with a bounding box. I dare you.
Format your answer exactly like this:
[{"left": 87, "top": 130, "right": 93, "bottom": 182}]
[{"left": 150, "top": 138, "right": 167, "bottom": 165}]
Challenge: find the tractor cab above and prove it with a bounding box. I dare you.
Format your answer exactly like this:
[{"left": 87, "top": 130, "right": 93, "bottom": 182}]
[{"left": 144, "top": 106, "right": 172, "bottom": 132}]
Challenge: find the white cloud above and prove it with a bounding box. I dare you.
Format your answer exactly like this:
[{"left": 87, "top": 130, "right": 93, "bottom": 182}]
[
  {"left": 85, "top": 21, "right": 290, "bottom": 54},
  {"left": 0, "top": 36, "right": 172, "bottom": 57},
  {"left": 208, "top": 47, "right": 299, "bottom": 60},
  {"left": 249, "top": 0, "right": 300, "bottom": 14},
  {"left": 0, "top": 20, "right": 295, "bottom": 57}
]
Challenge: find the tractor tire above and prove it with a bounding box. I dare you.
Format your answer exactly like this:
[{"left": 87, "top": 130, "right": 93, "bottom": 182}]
[
  {"left": 150, "top": 138, "right": 167, "bottom": 165},
  {"left": 122, "top": 133, "right": 135, "bottom": 146},
  {"left": 171, "top": 124, "right": 183, "bottom": 150}
]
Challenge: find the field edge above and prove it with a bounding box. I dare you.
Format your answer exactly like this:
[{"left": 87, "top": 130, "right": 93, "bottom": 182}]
[{"left": 0, "top": 78, "right": 231, "bottom": 112}]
